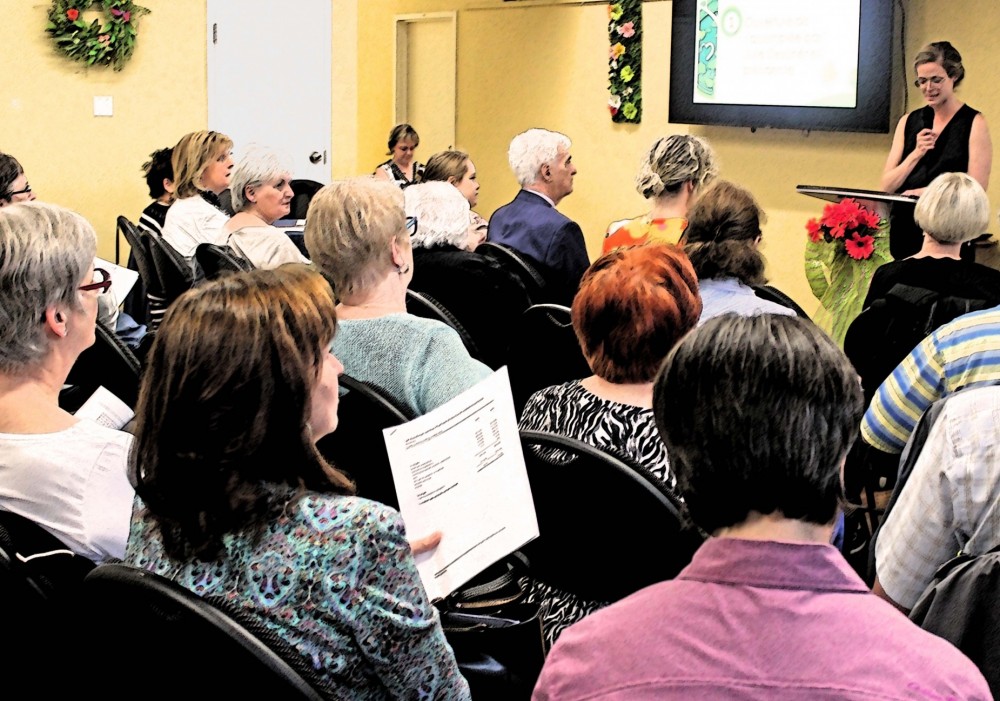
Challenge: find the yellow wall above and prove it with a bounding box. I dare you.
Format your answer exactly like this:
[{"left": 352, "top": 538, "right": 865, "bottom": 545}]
[
  {"left": 357, "top": 0, "right": 1000, "bottom": 310},
  {"left": 5, "top": 0, "right": 1000, "bottom": 309},
  {"left": 1, "top": 0, "right": 207, "bottom": 261}
]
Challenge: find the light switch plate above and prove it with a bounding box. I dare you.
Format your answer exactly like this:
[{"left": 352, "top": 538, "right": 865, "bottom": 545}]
[{"left": 93, "top": 95, "right": 113, "bottom": 117}]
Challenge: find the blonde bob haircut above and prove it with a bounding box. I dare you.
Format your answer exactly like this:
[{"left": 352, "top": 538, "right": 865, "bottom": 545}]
[
  {"left": 171, "top": 130, "right": 234, "bottom": 199},
  {"left": 305, "top": 178, "right": 406, "bottom": 297},
  {"left": 914, "top": 172, "right": 990, "bottom": 244},
  {"left": 423, "top": 150, "right": 471, "bottom": 185}
]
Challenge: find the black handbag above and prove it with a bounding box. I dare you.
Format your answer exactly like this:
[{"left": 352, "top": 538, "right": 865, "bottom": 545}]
[{"left": 437, "top": 553, "right": 545, "bottom": 700}]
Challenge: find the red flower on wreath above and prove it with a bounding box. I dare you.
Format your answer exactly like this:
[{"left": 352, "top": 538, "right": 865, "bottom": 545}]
[
  {"left": 844, "top": 233, "right": 875, "bottom": 260},
  {"left": 805, "top": 218, "right": 822, "bottom": 243},
  {"left": 66, "top": 8, "right": 79, "bottom": 20}
]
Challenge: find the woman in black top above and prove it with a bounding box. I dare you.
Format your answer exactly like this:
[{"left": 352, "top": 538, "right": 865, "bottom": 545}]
[
  {"left": 881, "top": 42, "right": 992, "bottom": 259},
  {"left": 846, "top": 173, "right": 1000, "bottom": 402}
]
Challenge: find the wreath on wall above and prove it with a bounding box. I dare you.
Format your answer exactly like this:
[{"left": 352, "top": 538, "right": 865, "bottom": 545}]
[
  {"left": 46, "top": 1, "right": 150, "bottom": 71},
  {"left": 608, "top": 0, "right": 642, "bottom": 123}
]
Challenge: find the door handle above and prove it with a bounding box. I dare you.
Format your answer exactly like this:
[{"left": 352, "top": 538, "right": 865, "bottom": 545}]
[{"left": 309, "top": 151, "right": 324, "bottom": 164}]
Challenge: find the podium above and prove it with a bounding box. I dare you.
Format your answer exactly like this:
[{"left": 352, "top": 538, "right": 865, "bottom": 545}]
[
  {"left": 798, "top": 185, "right": 925, "bottom": 259},
  {"left": 796, "top": 184, "right": 916, "bottom": 220}
]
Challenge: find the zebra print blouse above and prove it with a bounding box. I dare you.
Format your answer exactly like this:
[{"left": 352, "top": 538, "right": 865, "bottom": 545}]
[{"left": 518, "top": 379, "right": 674, "bottom": 491}]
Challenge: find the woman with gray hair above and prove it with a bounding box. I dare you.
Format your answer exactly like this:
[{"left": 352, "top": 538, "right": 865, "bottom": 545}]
[
  {"left": 221, "top": 148, "right": 309, "bottom": 269},
  {"left": 0, "top": 202, "right": 135, "bottom": 562},
  {"left": 306, "top": 177, "right": 491, "bottom": 414},
  {"left": 604, "top": 134, "right": 718, "bottom": 253},
  {"left": 405, "top": 182, "right": 530, "bottom": 369}
]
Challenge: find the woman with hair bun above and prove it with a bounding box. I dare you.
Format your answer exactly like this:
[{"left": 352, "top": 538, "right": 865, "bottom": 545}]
[
  {"left": 881, "top": 41, "right": 992, "bottom": 259},
  {"left": 603, "top": 134, "right": 718, "bottom": 253},
  {"left": 682, "top": 180, "right": 795, "bottom": 323}
]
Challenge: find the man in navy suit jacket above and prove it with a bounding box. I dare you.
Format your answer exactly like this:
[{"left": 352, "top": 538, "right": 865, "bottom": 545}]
[{"left": 489, "top": 129, "right": 590, "bottom": 301}]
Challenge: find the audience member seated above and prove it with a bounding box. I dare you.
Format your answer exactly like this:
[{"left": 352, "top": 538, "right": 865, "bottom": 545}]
[
  {"left": 423, "top": 149, "right": 489, "bottom": 235},
  {"left": 520, "top": 244, "right": 700, "bottom": 491},
  {"left": 138, "top": 147, "right": 174, "bottom": 237},
  {"left": 518, "top": 244, "right": 701, "bottom": 646},
  {"left": 0, "top": 152, "right": 36, "bottom": 207},
  {"left": 861, "top": 305, "right": 1000, "bottom": 456},
  {"left": 683, "top": 180, "right": 796, "bottom": 323},
  {"left": 0, "top": 202, "right": 134, "bottom": 562},
  {"left": 306, "top": 178, "right": 491, "bottom": 415},
  {"left": 845, "top": 172, "right": 1000, "bottom": 402},
  {"left": 873, "top": 385, "right": 1000, "bottom": 614},
  {"left": 489, "top": 128, "right": 589, "bottom": 302},
  {"left": 532, "top": 314, "right": 991, "bottom": 701},
  {"left": 405, "top": 181, "right": 530, "bottom": 367},
  {"left": 603, "top": 135, "right": 718, "bottom": 253},
  {"left": 161, "top": 130, "right": 234, "bottom": 275},
  {"left": 222, "top": 148, "right": 309, "bottom": 269},
  {"left": 124, "top": 265, "right": 469, "bottom": 699},
  {"left": 373, "top": 123, "right": 424, "bottom": 188}
]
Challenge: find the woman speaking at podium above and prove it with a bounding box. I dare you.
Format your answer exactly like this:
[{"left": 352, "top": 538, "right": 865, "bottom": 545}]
[{"left": 880, "top": 41, "right": 992, "bottom": 260}]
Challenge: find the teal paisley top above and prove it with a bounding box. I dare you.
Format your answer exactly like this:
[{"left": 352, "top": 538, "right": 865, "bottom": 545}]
[{"left": 125, "top": 485, "right": 470, "bottom": 700}]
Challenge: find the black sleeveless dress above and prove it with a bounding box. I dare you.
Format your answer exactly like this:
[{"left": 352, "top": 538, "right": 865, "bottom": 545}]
[{"left": 888, "top": 103, "right": 979, "bottom": 259}]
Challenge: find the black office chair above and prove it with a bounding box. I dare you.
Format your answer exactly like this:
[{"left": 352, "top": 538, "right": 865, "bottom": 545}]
[
  {"left": 0, "top": 510, "right": 95, "bottom": 693},
  {"left": 519, "top": 430, "right": 703, "bottom": 604},
  {"left": 315, "top": 375, "right": 413, "bottom": 510},
  {"left": 507, "top": 304, "right": 591, "bottom": 415},
  {"left": 196, "top": 243, "right": 255, "bottom": 279},
  {"left": 405, "top": 289, "right": 484, "bottom": 363},
  {"left": 752, "top": 285, "right": 811, "bottom": 318},
  {"left": 477, "top": 242, "right": 549, "bottom": 305},
  {"left": 81, "top": 563, "right": 327, "bottom": 699},
  {"left": 60, "top": 321, "right": 141, "bottom": 412},
  {"left": 146, "top": 232, "right": 196, "bottom": 307},
  {"left": 289, "top": 179, "right": 324, "bottom": 220},
  {"left": 117, "top": 215, "right": 155, "bottom": 325}
]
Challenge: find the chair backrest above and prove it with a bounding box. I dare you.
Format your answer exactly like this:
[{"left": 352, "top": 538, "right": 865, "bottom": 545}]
[
  {"left": 751, "top": 284, "right": 811, "bottom": 318},
  {"left": 146, "top": 231, "right": 195, "bottom": 304},
  {"left": 506, "top": 304, "right": 591, "bottom": 415},
  {"left": 315, "top": 374, "right": 413, "bottom": 510},
  {"left": 117, "top": 216, "right": 157, "bottom": 319},
  {"left": 518, "top": 430, "right": 703, "bottom": 603},
  {"left": 405, "top": 289, "right": 483, "bottom": 362},
  {"left": 844, "top": 283, "right": 993, "bottom": 405},
  {"left": 196, "top": 243, "right": 255, "bottom": 279},
  {"left": 81, "top": 563, "right": 326, "bottom": 699},
  {"left": 0, "top": 510, "right": 95, "bottom": 691},
  {"left": 477, "top": 242, "right": 549, "bottom": 304},
  {"left": 60, "top": 321, "right": 142, "bottom": 412},
  {"left": 289, "top": 179, "right": 324, "bottom": 220}
]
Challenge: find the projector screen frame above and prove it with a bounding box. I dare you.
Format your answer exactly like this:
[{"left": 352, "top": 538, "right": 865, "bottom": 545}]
[{"left": 668, "top": 0, "right": 893, "bottom": 134}]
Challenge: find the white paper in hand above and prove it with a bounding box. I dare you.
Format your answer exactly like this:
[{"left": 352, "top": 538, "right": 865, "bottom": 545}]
[{"left": 382, "top": 367, "right": 538, "bottom": 601}]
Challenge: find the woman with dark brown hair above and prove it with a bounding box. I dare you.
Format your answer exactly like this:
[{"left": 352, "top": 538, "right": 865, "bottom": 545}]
[
  {"left": 125, "top": 265, "right": 469, "bottom": 699},
  {"left": 682, "top": 180, "right": 795, "bottom": 323}
]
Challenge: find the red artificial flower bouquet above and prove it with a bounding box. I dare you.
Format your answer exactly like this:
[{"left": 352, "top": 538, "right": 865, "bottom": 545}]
[{"left": 805, "top": 198, "right": 882, "bottom": 260}]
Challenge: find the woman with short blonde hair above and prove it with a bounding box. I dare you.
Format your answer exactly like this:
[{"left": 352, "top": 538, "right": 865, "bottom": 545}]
[
  {"left": 161, "top": 130, "right": 234, "bottom": 274},
  {"left": 305, "top": 177, "right": 490, "bottom": 415}
]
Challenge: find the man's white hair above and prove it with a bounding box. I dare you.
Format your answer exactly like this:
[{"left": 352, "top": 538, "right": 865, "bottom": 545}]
[
  {"left": 508, "top": 128, "right": 571, "bottom": 188},
  {"left": 403, "top": 181, "right": 472, "bottom": 249}
]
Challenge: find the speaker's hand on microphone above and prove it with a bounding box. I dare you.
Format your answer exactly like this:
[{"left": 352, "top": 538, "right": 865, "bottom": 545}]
[{"left": 914, "top": 128, "right": 937, "bottom": 156}]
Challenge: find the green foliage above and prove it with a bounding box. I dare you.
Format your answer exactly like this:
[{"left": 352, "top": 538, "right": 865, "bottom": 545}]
[{"left": 45, "top": 0, "right": 150, "bottom": 71}]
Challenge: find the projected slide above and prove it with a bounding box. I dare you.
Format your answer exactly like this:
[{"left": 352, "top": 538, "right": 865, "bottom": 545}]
[{"left": 695, "top": 0, "right": 860, "bottom": 109}]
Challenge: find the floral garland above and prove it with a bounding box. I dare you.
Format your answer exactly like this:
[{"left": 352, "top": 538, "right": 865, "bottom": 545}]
[
  {"left": 46, "top": 0, "right": 150, "bottom": 71},
  {"left": 608, "top": 1, "right": 642, "bottom": 123},
  {"left": 804, "top": 198, "right": 891, "bottom": 345}
]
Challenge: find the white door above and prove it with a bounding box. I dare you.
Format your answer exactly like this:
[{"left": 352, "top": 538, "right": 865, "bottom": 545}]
[{"left": 207, "top": 0, "right": 332, "bottom": 183}]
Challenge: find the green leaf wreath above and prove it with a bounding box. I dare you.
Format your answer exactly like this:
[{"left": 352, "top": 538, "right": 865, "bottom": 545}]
[
  {"left": 608, "top": 1, "right": 642, "bottom": 124},
  {"left": 46, "top": 0, "right": 150, "bottom": 71}
]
